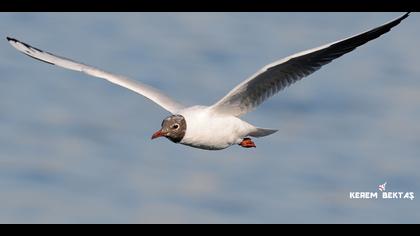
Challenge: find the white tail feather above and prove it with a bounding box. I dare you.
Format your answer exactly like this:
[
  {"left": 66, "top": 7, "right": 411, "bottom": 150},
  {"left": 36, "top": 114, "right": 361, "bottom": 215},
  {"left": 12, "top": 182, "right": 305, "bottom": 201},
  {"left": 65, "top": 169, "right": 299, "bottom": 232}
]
[{"left": 248, "top": 128, "right": 278, "bottom": 137}]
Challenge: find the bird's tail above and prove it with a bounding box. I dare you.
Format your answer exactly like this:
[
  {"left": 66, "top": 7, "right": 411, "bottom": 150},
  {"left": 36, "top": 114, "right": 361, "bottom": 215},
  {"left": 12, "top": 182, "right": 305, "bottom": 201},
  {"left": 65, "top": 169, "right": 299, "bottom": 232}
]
[{"left": 248, "top": 128, "right": 278, "bottom": 137}]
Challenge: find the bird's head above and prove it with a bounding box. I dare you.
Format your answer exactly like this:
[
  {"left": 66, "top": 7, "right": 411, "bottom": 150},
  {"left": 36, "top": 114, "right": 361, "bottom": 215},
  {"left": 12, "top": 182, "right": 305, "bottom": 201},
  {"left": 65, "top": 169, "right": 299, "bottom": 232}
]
[{"left": 151, "top": 115, "right": 186, "bottom": 143}]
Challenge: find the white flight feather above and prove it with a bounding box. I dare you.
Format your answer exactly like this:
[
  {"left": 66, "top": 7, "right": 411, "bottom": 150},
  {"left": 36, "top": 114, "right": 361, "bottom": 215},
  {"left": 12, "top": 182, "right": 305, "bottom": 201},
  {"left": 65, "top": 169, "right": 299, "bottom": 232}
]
[
  {"left": 210, "top": 12, "right": 410, "bottom": 117},
  {"left": 7, "top": 37, "right": 185, "bottom": 114}
]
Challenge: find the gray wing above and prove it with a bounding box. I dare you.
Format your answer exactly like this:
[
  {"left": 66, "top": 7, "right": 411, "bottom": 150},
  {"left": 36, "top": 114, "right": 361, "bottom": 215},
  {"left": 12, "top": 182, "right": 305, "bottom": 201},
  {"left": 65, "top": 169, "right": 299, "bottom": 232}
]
[
  {"left": 7, "top": 37, "right": 186, "bottom": 114},
  {"left": 210, "top": 13, "right": 410, "bottom": 117}
]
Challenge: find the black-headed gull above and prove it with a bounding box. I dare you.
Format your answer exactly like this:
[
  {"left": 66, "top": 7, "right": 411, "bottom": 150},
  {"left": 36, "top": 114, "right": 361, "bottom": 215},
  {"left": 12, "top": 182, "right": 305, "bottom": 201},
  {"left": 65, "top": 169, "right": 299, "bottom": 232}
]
[{"left": 7, "top": 13, "right": 409, "bottom": 150}]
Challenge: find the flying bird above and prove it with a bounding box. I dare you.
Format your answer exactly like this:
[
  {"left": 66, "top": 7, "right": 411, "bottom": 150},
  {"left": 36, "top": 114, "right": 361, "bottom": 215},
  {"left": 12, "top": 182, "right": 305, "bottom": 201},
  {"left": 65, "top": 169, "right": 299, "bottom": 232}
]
[{"left": 7, "top": 13, "right": 409, "bottom": 150}]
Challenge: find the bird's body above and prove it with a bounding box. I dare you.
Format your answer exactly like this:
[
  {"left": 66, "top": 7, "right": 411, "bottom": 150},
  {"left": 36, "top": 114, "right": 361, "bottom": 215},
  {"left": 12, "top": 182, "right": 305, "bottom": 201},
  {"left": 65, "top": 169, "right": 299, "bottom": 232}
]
[
  {"left": 6, "top": 13, "right": 410, "bottom": 150},
  {"left": 178, "top": 106, "right": 272, "bottom": 150}
]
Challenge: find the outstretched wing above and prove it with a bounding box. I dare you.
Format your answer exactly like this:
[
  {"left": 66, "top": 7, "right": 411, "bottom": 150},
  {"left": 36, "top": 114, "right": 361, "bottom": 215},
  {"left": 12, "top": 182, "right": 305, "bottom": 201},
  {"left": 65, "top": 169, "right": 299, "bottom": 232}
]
[
  {"left": 210, "top": 13, "right": 410, "bottom": 117},
  {"left": 7, "top": 37, "right": 186, "bottom": 114}
]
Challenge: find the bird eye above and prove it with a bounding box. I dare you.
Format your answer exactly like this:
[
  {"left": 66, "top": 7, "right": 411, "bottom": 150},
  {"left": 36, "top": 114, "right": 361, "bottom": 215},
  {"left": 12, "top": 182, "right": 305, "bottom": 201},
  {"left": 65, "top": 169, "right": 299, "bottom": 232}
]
[{"left": 172, "top": 124, "right": 179, "bottom": 129}]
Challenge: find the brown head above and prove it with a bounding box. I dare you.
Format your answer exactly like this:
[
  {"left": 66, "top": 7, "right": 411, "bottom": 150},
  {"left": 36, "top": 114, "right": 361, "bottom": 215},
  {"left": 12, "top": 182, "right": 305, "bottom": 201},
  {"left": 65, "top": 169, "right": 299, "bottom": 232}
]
[{"left": 151, "top": 115, "right": 186, "bottom": 143}]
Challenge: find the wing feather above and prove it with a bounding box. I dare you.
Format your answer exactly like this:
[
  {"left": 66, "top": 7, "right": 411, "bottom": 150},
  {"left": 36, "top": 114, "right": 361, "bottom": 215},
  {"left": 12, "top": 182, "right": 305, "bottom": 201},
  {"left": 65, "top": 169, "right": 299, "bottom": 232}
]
[
  {"left": 7, "top": 37, "right": 185, "bottom": 114},
  {"left": 211, "top": 13, "right": 410, "bottom": 117}
]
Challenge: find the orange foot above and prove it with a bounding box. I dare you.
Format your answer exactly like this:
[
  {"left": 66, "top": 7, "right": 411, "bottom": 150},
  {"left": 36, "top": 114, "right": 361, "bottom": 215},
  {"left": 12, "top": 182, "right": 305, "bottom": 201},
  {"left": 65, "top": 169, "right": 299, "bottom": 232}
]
[{"left": 239, "top": 138, "right": 256, "bottom": 148}]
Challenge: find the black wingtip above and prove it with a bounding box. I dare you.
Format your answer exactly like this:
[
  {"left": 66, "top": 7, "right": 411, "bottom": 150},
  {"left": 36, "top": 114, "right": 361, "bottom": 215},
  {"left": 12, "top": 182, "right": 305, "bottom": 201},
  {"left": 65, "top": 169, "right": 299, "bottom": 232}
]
[
  {"left": 399, "top": 12, "right": 411, "bottom": 22},
  {"left": 6, "top": 36, "right": 16, "bottom": 42},
  {"left": 384, "top": 12, "right": 410, "bottom": 30},
  {"left": 6, "top": 37, "right": 21, "bottom": 44}
]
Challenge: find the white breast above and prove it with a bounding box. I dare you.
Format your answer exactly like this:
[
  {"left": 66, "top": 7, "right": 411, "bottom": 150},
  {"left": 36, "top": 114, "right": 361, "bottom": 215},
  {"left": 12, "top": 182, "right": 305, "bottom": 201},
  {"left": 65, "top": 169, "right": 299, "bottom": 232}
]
[{"left": 178, "top": 106, "right": 256, "bottom": 150}]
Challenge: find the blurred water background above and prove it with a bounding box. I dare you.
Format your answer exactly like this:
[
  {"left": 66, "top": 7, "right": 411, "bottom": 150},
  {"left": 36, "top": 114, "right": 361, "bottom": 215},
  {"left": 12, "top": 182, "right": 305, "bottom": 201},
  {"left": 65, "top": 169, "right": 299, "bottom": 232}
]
[{"left": 0, "top": 12, "right": 419, "bottom": 223}]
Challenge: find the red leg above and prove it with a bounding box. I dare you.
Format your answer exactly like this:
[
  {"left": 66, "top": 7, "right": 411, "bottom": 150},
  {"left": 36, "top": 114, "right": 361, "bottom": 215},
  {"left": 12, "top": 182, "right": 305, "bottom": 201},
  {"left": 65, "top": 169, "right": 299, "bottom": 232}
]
[{"left": 239, "top": 138, "right": 256, "bottom": 148}]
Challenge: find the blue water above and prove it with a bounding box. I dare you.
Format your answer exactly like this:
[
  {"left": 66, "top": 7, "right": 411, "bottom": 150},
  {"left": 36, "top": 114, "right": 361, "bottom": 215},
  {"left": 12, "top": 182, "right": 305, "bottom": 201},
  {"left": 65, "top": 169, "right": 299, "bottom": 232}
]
[{"left": 0, "top": 12, "right": 419, "bottom": 223}]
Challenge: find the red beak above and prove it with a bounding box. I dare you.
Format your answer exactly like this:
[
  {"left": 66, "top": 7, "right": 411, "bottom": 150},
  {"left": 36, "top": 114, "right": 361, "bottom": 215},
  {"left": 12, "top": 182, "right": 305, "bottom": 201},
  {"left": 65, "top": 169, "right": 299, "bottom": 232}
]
[{"left": 151, "top": 130, "right": 165, "bottom": 140}]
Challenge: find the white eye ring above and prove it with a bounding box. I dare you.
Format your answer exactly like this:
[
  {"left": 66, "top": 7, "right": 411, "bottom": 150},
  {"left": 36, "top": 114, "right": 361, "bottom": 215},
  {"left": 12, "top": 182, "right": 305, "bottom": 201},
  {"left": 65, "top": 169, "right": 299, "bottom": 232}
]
[{"left": 172, "top": 124, "right": 179, "bottom": 129}]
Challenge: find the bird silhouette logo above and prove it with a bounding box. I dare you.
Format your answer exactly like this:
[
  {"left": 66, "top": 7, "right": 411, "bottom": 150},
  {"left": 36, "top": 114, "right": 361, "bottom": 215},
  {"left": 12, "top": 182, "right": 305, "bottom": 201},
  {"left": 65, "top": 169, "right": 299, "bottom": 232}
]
[{"left": 378, "top": 182, "right": 387, "bottom": 192}]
